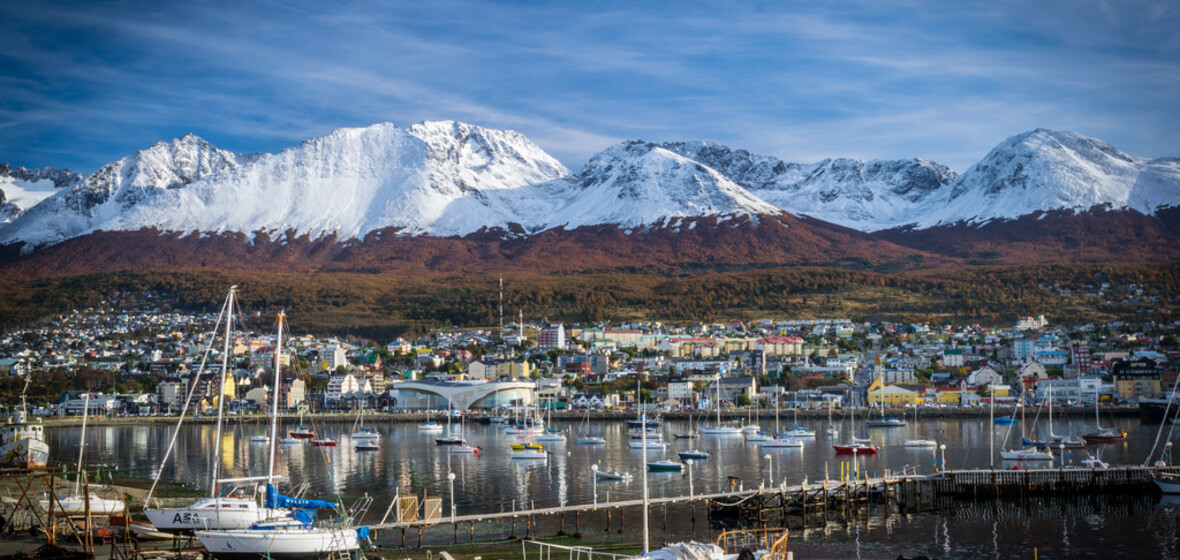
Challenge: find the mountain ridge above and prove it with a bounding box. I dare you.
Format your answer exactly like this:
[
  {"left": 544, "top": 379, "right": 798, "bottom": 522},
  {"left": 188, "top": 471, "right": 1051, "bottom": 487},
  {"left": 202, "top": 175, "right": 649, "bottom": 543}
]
[{"left": 0, "top": 122, "right": 1176, "bottom": 260}]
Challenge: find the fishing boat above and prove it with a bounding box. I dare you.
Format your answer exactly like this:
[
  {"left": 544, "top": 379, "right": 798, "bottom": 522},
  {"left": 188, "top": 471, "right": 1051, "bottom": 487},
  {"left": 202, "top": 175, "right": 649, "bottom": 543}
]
[
  {"left": 833, "top": 442, "right": 878, "bottom": 454},
  {"left": 677, "top": 449, "right": 709, "bottom": 460},
  {"left": 0, "top": 380, "right": 49, "bottom": 470},
  {"left": 647, "top": 460, "right": 684, "bottom": 472}
]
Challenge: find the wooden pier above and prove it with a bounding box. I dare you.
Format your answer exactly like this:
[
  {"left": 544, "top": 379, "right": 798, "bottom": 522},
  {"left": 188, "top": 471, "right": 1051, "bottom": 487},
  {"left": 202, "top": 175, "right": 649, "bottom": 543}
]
[{"left": 371, "top": 465, "right": 1180, "bottom": 548}]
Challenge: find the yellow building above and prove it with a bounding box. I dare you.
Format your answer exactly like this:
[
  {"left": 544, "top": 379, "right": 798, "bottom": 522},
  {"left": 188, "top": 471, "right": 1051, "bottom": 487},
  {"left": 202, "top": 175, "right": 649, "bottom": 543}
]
[
  {"left": 867, "top": 385, "right": 919, "bottom": 406},
  {"left": 935, "top": 391, "right": 962, "bottom": 405}
]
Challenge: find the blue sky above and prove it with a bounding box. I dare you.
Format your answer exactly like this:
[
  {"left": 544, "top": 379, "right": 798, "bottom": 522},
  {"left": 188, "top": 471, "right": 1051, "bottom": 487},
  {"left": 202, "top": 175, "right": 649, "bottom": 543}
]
[{"left": 2, "top": 0, "right": 1177, "bottom": 173}]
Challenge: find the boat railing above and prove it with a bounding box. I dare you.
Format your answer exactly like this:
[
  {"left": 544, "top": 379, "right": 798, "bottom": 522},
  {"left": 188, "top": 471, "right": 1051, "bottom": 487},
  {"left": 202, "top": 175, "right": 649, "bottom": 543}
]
[
  {"left": 715, "top": 528, "right": 789, "bottom": 556},
  {"left": 520, "top": 539, "right": 632, "bottom": 560}
]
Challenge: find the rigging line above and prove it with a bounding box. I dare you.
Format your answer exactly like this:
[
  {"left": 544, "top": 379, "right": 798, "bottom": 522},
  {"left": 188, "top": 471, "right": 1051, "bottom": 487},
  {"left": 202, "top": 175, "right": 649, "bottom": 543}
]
[
  {"left": 146, "top": 289, "right": 233, "bottom": 504},
  {"left": 1144, "top": 368, "right": 1180, "bottom": 466}
]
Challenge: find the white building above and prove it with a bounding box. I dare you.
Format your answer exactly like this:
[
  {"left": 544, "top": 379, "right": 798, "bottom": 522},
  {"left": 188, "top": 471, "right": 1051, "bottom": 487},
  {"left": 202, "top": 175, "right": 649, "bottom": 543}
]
[
  {"left": 325, "top": 345, "right": 348, "bottom": 371},
  {"left": 326, "top": 373, "right": 360, "bottom": 400}
]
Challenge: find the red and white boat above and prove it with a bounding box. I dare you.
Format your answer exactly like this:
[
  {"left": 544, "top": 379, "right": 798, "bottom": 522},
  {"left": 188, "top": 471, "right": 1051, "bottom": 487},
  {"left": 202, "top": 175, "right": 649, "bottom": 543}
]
[
  {"left": 309, "top": 438, "right": 337, "bottom": 447},
  {"left": 833, "top": 443, "right": 878, "bottom": 454},
  {"left": 288, "top": 426, "right": 315, "bottom": 439}
]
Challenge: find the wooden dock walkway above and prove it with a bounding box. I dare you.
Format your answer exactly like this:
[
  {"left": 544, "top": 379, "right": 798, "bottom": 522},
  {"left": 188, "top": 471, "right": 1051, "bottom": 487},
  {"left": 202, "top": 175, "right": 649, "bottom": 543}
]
[{"left": 372, "top": 464, "right": 1180, "bottom": 539}]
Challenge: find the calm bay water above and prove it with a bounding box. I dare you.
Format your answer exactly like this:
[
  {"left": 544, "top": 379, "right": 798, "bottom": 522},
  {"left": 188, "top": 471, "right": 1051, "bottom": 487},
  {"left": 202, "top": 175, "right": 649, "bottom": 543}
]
[{"left": 45, "top": 413, "right": 1180, "bottom": 558}]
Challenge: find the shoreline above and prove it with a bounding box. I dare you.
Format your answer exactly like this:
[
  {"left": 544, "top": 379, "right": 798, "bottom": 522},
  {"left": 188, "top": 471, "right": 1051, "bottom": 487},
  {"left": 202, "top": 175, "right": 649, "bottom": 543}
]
[{"left": 35, "top": 405, "right": 1141, "bottom": 427}]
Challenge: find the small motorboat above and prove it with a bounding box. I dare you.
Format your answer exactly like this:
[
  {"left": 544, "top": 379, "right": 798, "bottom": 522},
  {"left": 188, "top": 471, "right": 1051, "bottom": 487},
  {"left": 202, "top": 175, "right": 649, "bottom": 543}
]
[
  {"left": 759, "top": 438, "right": 803, "bottom": 448},
  {"left": 249, "top": 435, "right": 269, "bottom": 443},
  {"left": 904, "top": 439, "right": 938, "bottom": 447},
  {"left": 451, "top": 445, "right": 480, "bottom": 454},
  {"left": 647, "top": 460, "right": 684, "bottom": 472},
  {"left": 677, "top": 450, "right": 709, "bottom": 460},
  {"left": 510, "top": 443, "right": 542, "bottom": 451},
  {"left": 354, "top": 441, "right": 379, "bottom": 451},
  {"left": 577, "top": 435, "right": 607, "bottom": 445},
  {"left": 594, "top": 470, "right": 630, "bottom": 481},
  {"left": 1000, "top": 448, "right": 1053, "bottom": 461},
  {"left": 435, "top": 436, "right": 466, "bottom": 445},
  {"left": 628, "top": 440, "right": 665, "bottom": 450},
  {"left": 310, "top": 438, "right": 338, "bottom": 447},
  {"left": 673, "top": 432, "right": 700, "bottom": 439},
  {"left": 833, "top": 443, "right": 878, "bottom": 454}
]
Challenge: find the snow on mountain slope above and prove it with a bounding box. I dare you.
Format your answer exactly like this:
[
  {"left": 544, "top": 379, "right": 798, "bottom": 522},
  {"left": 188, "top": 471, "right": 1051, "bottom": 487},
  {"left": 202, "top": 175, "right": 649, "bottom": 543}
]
[
  {"left": 919, "top": 129, "right": 1180, "bottom": 228},
  {"left": 540, "top": 141, "right": 782, "bottom": 230},
  {"left": 659, "top": 141, "right": 958, "bottom": 230},
  {"left": 0, "top": 164, "right": 82, "bottom": 223},
  {"left": 0, "top": 122, "right": 568, "bottom": 248}
]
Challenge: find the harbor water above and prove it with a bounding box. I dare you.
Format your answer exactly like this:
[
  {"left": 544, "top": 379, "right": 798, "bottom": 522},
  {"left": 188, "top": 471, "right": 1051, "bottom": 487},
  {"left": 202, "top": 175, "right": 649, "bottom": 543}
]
[{"left": 46, "top": 414, "right": 1180, "bottom": 558}]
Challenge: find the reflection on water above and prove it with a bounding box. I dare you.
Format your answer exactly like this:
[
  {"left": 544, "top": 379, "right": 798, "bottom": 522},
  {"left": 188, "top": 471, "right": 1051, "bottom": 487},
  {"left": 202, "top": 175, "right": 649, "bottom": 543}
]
[{"left": 43, "top": 415, "right": 1180, "bottom": 556}]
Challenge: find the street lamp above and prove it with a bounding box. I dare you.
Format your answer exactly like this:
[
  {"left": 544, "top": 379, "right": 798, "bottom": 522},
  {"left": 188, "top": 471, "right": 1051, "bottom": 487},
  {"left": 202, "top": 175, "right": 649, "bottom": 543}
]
[
  {"left": 764, "top": 453, "right": 773, "bottom": 486},
  {"left": 686, "top": 459, "right": 694, "bottom": 498},
  {"left": 939, "top": 444, "right": 947, "bottom": 472},
  {"left": 447, "top": 472, "right": 456, "bottom": 522},
  {"left": 591, "top": 464, "right": 598, "bottom": 507},
  {"left": 1059, "top": 443, "right": 1066, "bottom": 469}
]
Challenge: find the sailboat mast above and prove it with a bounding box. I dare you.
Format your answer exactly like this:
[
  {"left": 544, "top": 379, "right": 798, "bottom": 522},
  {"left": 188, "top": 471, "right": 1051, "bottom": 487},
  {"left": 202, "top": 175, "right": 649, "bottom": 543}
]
[
  {"left": 209, "top": 286, "right": 236, "bottom": 498},
  {"left": 74, "top": 393, "right": 90, "bottom": 495},
  {"left": 266, "top": 311, "right": 285, "bottom": 485}
]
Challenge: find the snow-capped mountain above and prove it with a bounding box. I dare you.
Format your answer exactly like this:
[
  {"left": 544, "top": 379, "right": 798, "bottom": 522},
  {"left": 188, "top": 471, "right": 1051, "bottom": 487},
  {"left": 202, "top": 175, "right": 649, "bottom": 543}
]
[
  {"left": 537, "top": 141, "right": 781, "bottom": 230},
  {"left": 660, "top": 141, "right": 958, "bottom": 230},
  {"left": 917, "top": 129, "right": 1180, "bottom": 228},
  {"left": 1, "top": 123, "right": 1177, "bottom": 255},
  {"left": 0, "top": 164, "right": 82, "bottom": 223},
  {"left": 0, "top": 122, "right": 567, "bottom": 249}
]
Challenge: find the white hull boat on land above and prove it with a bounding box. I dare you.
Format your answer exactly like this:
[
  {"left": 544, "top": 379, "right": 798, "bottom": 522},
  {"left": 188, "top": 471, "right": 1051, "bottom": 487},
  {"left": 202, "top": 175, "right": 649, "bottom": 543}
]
[{"left": 196, "top": 519, "right": 360, "bottom": 560}]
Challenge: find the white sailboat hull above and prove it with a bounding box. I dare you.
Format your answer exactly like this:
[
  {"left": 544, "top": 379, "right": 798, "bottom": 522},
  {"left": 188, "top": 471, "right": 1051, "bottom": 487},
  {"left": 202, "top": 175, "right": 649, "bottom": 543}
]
[
  {"left": 700, "top": 426, "right": 743, "bottom": 435},
  {"left": 196, "top": 526, "right": 358, "bottom": 560},
  {"left": 144, "top": 501, "right": 282, "bottom": 533},
  {"left": 44, "top": 494, "right": 125, "bottom": 515}
]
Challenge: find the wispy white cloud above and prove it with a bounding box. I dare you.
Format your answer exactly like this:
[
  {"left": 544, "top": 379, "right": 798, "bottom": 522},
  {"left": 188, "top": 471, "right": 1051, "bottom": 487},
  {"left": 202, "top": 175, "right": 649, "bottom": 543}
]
[{"left": 0, "top": 0, "right": 1176, "bottom": 174}]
